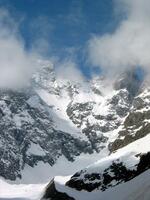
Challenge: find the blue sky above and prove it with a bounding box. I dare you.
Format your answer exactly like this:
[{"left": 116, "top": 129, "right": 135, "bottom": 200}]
[{"left": 0, "top": 0, "right": 120, "bottom": 78}]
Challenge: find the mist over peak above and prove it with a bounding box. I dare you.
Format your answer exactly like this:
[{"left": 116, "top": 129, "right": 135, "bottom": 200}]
[{"left": 88, "top": 0, "right": 150, "bottom": 81}]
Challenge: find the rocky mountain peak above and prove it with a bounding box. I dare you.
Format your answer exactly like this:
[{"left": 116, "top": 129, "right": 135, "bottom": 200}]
[{"left": 0, "top": 61, "right": 149, "bottom": 184}]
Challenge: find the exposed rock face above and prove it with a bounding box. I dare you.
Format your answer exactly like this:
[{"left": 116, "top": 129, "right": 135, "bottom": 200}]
[
  {"left": 66, "top": 88, "right": 131, "bottom": 152},
  {"left": 109, "top": 88, "right": 150, "bottom": 152},
  {"left": 42, "top": 179, "right": 75, "bottom": 200},
  {"left": 0, "top": 89, "right": 91, "bottom": 180}
]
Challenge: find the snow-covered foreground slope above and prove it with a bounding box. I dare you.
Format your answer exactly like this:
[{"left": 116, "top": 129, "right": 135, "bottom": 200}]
[
  {"left": 0, "top": 178, "right": 45, "bottom": 200},
  {"left": 53, "top": 170, "right": 150, "bottom": 200},
  {"left": 43, "top": 134, "right": 150, "bottom": 200}
]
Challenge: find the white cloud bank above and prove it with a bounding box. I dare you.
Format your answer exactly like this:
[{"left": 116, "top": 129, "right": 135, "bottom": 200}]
[
  {"left": 55, "top": 59, "right": 85, "bottom": 84},
  {"left": 88, "top": 0, "right": 150, "bottom": 77},
  {"left": 0, "top": 9, "right": 35, "bottom": 89}
]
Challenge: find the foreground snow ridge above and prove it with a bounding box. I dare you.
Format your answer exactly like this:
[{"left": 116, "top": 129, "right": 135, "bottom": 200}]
[
  {"left": 54, "top": 170, "right": 150, "bottom": 200},
  {"left": 43, "top": 134, "right": 150, "bottom": 200}
]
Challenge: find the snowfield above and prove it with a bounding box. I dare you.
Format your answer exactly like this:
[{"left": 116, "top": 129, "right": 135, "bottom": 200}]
[
  {"left": 0, "top": 178, "right": 46, "bottom": 200},
  {"left": 18, "top": 152, "right": 107, "bottom": 184}
]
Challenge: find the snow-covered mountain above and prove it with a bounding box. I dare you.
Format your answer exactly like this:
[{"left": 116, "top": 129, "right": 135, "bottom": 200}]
[
  {"left": 1, "top": 59, "right": 150, "bottom": 199},
  {"left": 0, "top": 60, "right": 141, "bottom": 182}
]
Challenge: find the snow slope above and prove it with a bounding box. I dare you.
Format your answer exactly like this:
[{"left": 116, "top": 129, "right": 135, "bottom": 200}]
[
  {"left": 47, "top": 134, "right": 150, "bottom": 200},
  {"left": 0, "top": 178, "right": 45, "bottom": 200},
  {"left": 16, "top": 151, "right": 107, "bottom": 184}
]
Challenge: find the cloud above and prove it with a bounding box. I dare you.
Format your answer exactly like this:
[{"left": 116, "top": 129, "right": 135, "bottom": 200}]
[
  {"left": 88, "top": 0, "right": 150, "bottom": 77},
  {"left": 55, "top": 59, "right": 85, "bottom": 84},
  {"left": 0, "top": 8, "right": 35, "bottom": 89}
]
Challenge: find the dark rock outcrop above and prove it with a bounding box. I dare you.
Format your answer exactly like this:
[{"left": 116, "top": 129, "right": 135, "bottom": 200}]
[
  {"left": 42, "top": 179, "right": 75, "bottom": 200},
  {"left": 109, "top": 88, "right": 150, "bottom": 153}
]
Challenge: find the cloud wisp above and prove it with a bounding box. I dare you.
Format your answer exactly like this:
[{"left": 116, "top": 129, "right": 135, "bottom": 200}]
[
  {"left": 0, "top": 8, "right": 35, "bottom": 89},
  {"left": 88, "top": 0, "right": 150, "bottom": 78},
  {"left": 55, "top": 59, "right": 85, "bottom": 84}
]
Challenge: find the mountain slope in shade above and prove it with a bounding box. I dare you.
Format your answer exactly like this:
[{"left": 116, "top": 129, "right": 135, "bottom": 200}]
[{"left": 0, "top": 88, "right": 93, "bottom": 181}]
